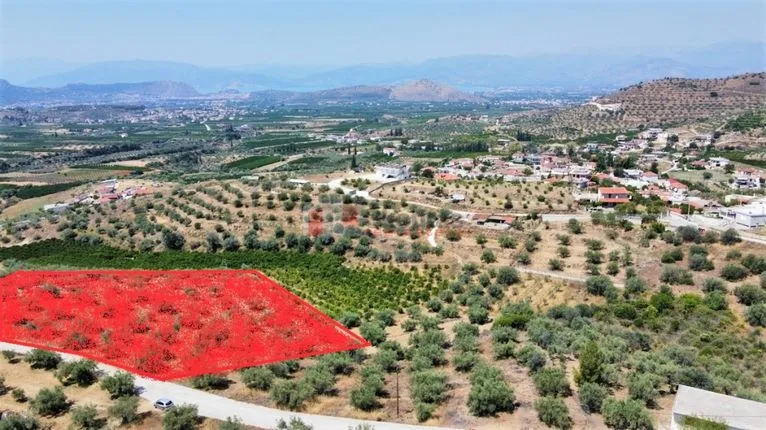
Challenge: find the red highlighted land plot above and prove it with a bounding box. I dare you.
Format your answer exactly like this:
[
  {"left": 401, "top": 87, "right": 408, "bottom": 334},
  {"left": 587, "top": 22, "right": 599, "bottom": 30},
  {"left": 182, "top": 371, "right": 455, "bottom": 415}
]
[{"left": 0, "top": 270, "right": 370, "bottom": 380}]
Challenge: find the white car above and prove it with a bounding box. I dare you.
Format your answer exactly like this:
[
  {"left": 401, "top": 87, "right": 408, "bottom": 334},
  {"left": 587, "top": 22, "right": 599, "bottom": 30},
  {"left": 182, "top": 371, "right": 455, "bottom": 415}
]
[{"left": 154, "top": 398, "right": 174, "bottom": 410}]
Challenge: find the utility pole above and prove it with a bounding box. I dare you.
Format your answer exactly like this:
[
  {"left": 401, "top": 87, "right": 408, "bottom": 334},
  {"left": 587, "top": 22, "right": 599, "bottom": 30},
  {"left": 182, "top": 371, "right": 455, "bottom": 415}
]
[{"left": 396, "top": 368, "right": 400, "bottom": 418}]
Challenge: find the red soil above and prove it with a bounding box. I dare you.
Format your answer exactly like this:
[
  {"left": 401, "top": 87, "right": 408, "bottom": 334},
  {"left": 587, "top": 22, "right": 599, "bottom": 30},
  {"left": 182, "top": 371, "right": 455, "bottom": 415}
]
[{"left": 0, "top": 270, "right": 369, "bottom": 380}]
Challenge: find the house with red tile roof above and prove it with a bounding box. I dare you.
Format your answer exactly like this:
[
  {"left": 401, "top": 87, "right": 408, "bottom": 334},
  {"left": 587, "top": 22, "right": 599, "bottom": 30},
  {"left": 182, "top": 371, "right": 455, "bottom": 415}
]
[
  {"left": 598, "top": 187, "right": 631, "bottom": 205},
  {"left": 667, "top": 178, "right": 688, "bottom": 192}
]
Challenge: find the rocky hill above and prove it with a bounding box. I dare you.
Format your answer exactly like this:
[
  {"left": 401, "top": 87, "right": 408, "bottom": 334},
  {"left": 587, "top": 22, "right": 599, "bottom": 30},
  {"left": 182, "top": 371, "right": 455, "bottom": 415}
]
[
  {"left": 390, "top": 79, "right": 485, "bottom": 102},
  {"left": 503, "top": 72, "right": 766, "bottom": 139},
  {"left": 248, "top": 79, "right": 483, "bottom": 104}
]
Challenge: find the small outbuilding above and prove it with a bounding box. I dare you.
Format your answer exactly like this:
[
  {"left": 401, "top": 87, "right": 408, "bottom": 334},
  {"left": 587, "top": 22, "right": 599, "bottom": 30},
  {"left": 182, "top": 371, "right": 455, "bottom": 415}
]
[{"left": 671, "top": 385, "right": 766, "bottom": 430}]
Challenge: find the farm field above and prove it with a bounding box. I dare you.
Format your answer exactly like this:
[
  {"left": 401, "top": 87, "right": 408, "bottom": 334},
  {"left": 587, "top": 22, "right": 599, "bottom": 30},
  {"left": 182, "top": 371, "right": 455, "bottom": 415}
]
[
  {"left": 373, "top": 178, "right": 576, "bottom": 213},
  {"left": 223, "top": 155, "right": 282, "bottom": 170},
  {"left": 0, "top": 269, "right": 369, "bottom": 380}
]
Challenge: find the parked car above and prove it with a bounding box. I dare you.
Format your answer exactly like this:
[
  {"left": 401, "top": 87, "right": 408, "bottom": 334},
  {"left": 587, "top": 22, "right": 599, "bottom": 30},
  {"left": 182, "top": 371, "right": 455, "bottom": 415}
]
[{"left": 154, "top": 398, "right": 174, "bottom": 410}]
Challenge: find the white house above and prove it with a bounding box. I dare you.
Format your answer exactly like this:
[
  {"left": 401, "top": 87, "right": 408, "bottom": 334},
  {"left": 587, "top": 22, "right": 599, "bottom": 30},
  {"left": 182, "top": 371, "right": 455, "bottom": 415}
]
[
  {"left": 569, "top": 166, "right": 593, "bottom": 180},
  {"left": 671, "top": 385, "right": 766, "bottom": 430},
  {"left": 707, "top": 157, "right": 730, "bottom": 169},
  {"left": 43, "top": 203, "right": 70, "bottom": 213},
  {"left": 375, "top": 163, "right": 410, "bottom": 180},
  {"left": 451, "top": 193, "right": 466, "bottom": 203},
  {"left": 732, "top": 169, "right": 762, "bottom": 189},
  {"left": 382, "top": 147, "right": 399, "bottom": 157},
  {"left": 721, "top": 200, "right": 766, "bottom": 228}
]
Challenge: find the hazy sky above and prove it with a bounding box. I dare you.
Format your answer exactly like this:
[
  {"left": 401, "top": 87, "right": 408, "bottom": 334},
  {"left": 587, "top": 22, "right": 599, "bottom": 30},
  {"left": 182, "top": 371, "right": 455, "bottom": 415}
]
[{"left": 1, "top": 0, "right": 764, "bottom": 67}]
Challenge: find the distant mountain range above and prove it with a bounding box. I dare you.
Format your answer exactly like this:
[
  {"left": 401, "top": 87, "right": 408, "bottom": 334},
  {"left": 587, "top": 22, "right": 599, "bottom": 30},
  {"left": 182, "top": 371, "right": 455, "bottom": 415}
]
[
  {"left": 4, "top": 41, "right": 764, "bottom": 93},
  {"left": 0, "top": 80, "right": 199, "bottom": 104},
  {"left": 0, "top": 78, "right": 484, "bottom": 105}
]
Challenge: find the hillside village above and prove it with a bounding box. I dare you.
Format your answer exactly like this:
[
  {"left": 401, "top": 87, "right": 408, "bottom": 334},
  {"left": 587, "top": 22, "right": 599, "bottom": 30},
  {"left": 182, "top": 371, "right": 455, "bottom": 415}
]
[{"left": 1, "top": 70, "right": 766, "bottom": 430}]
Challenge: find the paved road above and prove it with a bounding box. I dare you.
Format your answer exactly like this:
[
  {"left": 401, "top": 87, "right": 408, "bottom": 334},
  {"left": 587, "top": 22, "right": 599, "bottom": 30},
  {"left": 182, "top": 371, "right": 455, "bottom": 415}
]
[
  {"left": 0, "top": 342, "right": 457, "bottom": 430},
  {"left": 660, "top": 214, "right": 766, "bottom": 246}
]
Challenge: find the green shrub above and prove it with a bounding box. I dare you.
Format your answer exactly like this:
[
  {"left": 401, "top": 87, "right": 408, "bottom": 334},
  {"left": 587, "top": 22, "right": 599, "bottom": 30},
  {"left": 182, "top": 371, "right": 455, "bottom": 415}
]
[
  {"left": 576, "top": 341, "right": 605, "bottom": 386},
  {"left": 533, "top": 367, "right": 571, "bottom": 397},
  {"left": 704, "top": 291, "right": 728, "bottom": 311},
  {"left": 742, "top": 254, "right": 766, "bottom": 274},
  {"left": 270, "top": 380, "right": 314, "bottom": 410},
  {"left": 415, "top": 402, "right": 436, "bottom": 422},
  {"left": 55, "top": 360, "right": 97, "bottom": 387},
  {"left": 660, "top": 265, "right": 694, "bottom": 285},
  {"left": 303, "top": 365, "right": 336, "bottom": 395},
  {"left": 1, "top": 350, "right": 16, "bottom": 363},
  {"left": 426, "top": 298, "right": 442, "bottom": 312},
  {"left": 493, "top": 342, "right": 516, "bottom": 360},
  {"left": 191, "top": 374, "right": 230, "bottom": 390},
  {"left": 567, "top": 219, "right": 583, "bottom": 234},
  {"left": 339, "top": 312, "right": 361, "bottom": 328},
  {"left": 375, "top": 309, "right": 396, "bottom": 327},
  {"left": 534, "top": 396, "right": 573, "bottom": 430},
  {"left": 108, "top": 395, "right": 139, "bottom": 425},
  {"left": 219, "top": 417, "right": 247, "bottom": 430},
  {"left": 517, "top": 344, "right": 547, "bottom": 372},
  {"left": 601, "top": 397, "right": 654, "bottom": 430},
  {"left": 468, "top": 305, "right": 489, "bottom": 324},
  {"left": 734, "top": 284, "right": 766, "bottom": 305},
  {"left": 579, "top": 382, "right": 607, "bottom": 413},
  {"left": 30, "top": 387, "right": 68, "bottom": 416},
  {"left": 585, "top": 275, "right": 615, "bottom": 296},
  {"left": 100, "top": 372, "right": 135, "bottom": 398},
  {"left": 241, "top": 367, "right": 275, "bottom": 390},
  {"left": 625, "top": 277, "right": 647, "bottom": 296},
  {"left": 660, "top": 248, "right": 683, "bottom": 263},
  {"left": 439, "top": 305, "right": 460, "bottom": 319},
  {"left": 517, "top": 251, "right": 531, "bottom": 265},
  {"left": 317, "top": 353, "right": 355, "bottom": 375},
  {"left": 549, "top": 259, "right": 563, "bottom": 271},
  {"left": 702, "top": 278, "right": 727, "bottom": 293},
  {"left": 410, "top": 371, "right": 448, "bottom": 405},
  {"left": 494, "top": 302, "right": 534, "bottom": 329},
  {"left": 467, "top": 363, "right": 515, "bottom": 416},
  {"left": 720, "top": 228, "right": 741, "bottom": 245},
  {"left": 11, "top": 387, "right": 27, "bottom": 402},
  {"left": 0, "top": 415, "right": 40, "bottom": 430},
  {"left": 746, "top": 303, "right": 766, "bottom": 327},
  {"left": 688, "top": 254, "right": 714, "bottom": 271},
  {"left": 721, "top": 264, "right": 749, "bottom": 281},
  {"left": 349, "top": 385, "right": 378, "bottom": 411},
  {"left": 360, "top": 321, "right": 387, "bottom": 346},
  {"left": 453, "top": 351, "right": 481, "bottom": 373},
  {"left": 627, "top": 373, "right": 661, "bottom": 406},
  {"left": 24, "top": 349, "right": 61, "bottom": 370},
  {"left": 276, "top": 417, "right": 313, "bottom": 430},
  {"left": 163, "top": 404, "right": 199, "bottom": 430},
  {"left": 70, "top": 405, "right": 99, "bottom": 430}
]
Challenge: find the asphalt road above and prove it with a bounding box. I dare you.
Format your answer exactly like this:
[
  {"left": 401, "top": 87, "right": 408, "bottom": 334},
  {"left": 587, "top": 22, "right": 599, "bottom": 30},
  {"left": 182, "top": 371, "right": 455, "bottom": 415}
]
[{"left": 0, "top": 342, "right": 458, "bottom": 430}]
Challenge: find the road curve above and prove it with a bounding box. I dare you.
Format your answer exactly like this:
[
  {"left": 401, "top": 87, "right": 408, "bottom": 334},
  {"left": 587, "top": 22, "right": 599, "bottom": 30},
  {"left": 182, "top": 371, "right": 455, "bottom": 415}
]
[{"left": 0, "top": 342, "right": 458, "bottom": 430}]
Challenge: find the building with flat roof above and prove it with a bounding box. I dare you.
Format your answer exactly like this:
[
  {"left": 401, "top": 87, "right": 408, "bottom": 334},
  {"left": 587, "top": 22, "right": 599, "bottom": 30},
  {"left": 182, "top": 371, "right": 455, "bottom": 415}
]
[
  {"left": 671, "top": 385, "right": 766, "bottom": 430},
  {"left": 375, "top": 163, "right": 410, "bottom": 180},
  {"left": 721, "top": 200, "right": 766, "bottom": 228}
]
